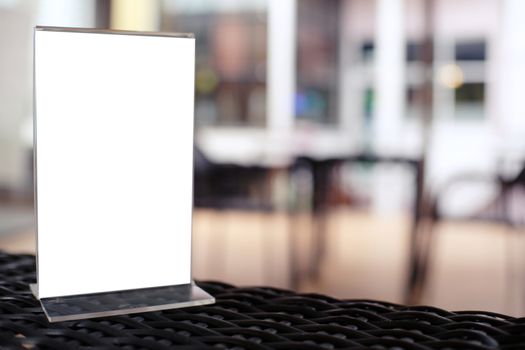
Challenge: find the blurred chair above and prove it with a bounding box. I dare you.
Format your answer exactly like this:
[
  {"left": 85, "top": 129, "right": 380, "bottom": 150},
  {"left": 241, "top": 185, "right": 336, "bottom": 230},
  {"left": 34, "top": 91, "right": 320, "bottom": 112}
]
[
  {"left": 407, "top": 164, "right": 525, "bottom": 304},
  {"left": 193, "top": 146, "right": 274, "bottom": 211},
  {"left": 194, "top": 146, "right": 301, "bottom": 287}
]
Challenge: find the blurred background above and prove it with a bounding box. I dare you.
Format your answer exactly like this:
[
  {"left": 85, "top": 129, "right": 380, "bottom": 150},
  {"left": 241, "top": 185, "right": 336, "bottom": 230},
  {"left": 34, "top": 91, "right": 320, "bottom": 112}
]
[{"left": 1, "top": 0, "right": 525, "bottom": 315}]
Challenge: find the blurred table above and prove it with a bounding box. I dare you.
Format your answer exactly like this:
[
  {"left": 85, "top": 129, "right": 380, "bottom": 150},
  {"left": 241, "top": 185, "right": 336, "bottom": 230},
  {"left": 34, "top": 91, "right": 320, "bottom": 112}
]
[
  {"left": 1, "top": 251, "right": 524, "bottom": 349},
  {"left": 194, "top": 151, "right": 427, "bottom": 301},
  {"left": 291, "top": 154, "right": 425, "bottom": 303}
]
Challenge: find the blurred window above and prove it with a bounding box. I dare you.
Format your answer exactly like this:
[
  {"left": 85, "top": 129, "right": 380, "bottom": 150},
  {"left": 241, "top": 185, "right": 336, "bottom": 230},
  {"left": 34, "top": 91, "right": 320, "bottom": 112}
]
[
  {"left": 454, "top": 39, "right": 486, "bottom": 119},
  {"left": 455, "top": 40, "right": 486, "bottom": 61},
  {"left": 405, "top": 41, "right": 425, "bottom": 119},
  {"left": 363, "top": 87, "right": 374, "bottom": 125},
  {"left": 455, "top": 82, "right": 485, "bottom": 119},
  {"left": 361, "top": 41, "right": 374, "bottom": 61},
  {"left": 406, "top": 41, "right": 423, "bottom": 62},
  {"left": 405, "top": 85, "right": 423, "bottom": 119},
  {"left": 296, "top": 0, "right": 340, "bottom": 125},
  {"left": 161, "top": 1, "right": 267, "bottom": 127},
  {"left": 455, "top": 82, "right": 485, "bottom": 104}
]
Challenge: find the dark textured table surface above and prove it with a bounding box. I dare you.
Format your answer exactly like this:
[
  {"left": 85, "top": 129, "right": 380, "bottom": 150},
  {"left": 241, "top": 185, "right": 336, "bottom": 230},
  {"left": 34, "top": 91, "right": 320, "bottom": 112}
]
[{"left": 0, "top": 251, "right": 524, "bottom": 349}]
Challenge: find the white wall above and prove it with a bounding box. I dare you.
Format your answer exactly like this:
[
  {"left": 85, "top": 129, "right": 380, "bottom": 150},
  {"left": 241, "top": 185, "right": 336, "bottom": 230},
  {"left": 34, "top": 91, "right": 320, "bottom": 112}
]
[
  {"left": 428, "top": 0, "right": 500, "bottom": 195},
  {"left": 0, "top": 0, "right": 96, "bottom": 193},
  {"left": 0, "top": 1, "right": 35, "bottom": 190}
]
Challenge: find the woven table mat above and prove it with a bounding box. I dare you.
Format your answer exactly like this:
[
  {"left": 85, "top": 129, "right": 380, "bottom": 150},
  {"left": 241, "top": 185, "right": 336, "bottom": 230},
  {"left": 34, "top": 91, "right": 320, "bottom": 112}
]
[{"left": 0, "top": 251, "right": 524, "bottom": 349}]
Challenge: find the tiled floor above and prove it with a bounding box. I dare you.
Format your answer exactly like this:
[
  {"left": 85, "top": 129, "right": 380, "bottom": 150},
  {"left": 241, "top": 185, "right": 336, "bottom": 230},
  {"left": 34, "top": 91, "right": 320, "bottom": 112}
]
[{"left": 1, "top": 208, "right": 523, "bottom": 315}]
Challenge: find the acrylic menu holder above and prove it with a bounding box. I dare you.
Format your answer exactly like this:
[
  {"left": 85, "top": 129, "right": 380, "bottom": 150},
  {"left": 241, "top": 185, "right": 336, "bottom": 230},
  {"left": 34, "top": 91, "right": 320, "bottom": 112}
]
[{"left": 31, "top": 26, "right": 214, "bottom": 322}]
